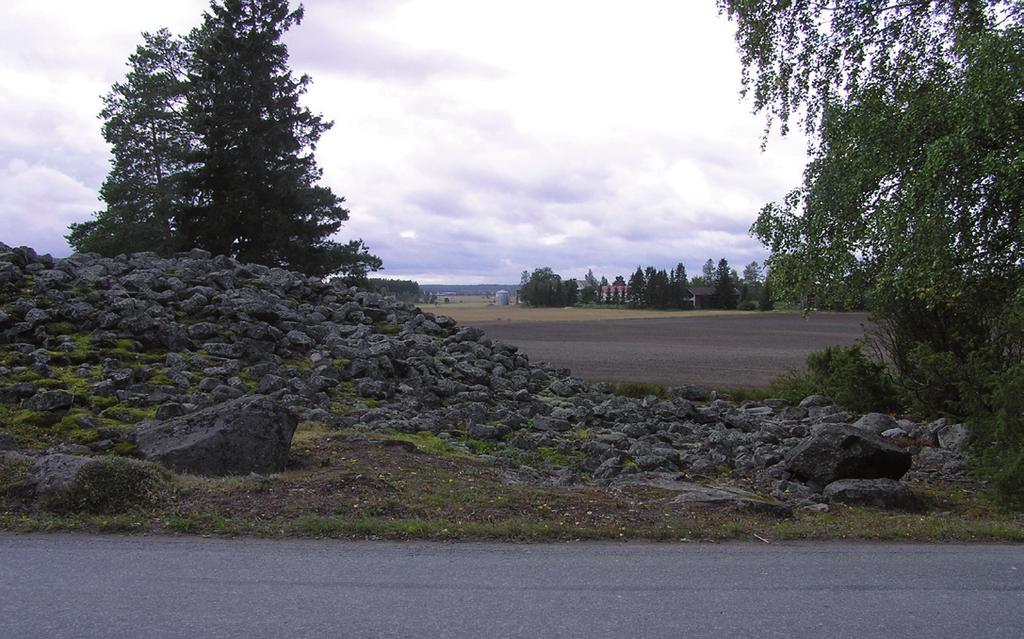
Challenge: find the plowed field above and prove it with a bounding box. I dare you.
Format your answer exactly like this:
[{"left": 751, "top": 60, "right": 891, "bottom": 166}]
[{"left": 465, "top": 312, "right": 869, "bottom": 389}]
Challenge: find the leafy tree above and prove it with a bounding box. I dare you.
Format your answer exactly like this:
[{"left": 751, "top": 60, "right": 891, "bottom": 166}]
[
  {"left": 759, "top": 276, "right": 775, "bottom": 312},
  {"left": 520, "top": 267, "right": 577, "bottom": 307},
  {"left": 720, "top": 0, "right": 1024, "bottom": 496},
  {"left": 68, "top": 29, "right": 189, "bottom": 256},
  {"left": 723, "top": 0, "right": 1024, "bottom": 387},
  {"left": 712, "top": 258, "right": 738, "bottom": 309}
]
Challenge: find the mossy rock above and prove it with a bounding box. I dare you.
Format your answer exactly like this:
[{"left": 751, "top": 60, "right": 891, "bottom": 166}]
[{"left": 40, "top": 456, "right": 169, "bottom": 515}]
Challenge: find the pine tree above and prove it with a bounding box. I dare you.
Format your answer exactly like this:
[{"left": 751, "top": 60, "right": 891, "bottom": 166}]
[{"left": 68, "top": 29, "right": 189, "bottom": 256}]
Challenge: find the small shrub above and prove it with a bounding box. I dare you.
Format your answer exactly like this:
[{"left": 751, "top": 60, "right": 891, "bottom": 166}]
[
  {"left": 804, "top": 345, "right": 901, "bottom": 413},
  {"left": 611, "top": 382, "right": 669, "bottom": 400},
  {"left": 41, "top": 457, "right": 168, "bottom": 515},
  {"left": 737, "top": 301, "right": 757, "bottom": 311},
  {"left": 0, "top": 454, "right": 33, "bottom": 499},
  {"left": 968, "top": 365, "right": 1024, "bottom": 509}
]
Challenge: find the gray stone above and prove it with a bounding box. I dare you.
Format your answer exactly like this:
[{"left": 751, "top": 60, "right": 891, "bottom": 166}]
[
  {"left": 24, "top": 390, "right": 73, "bottom": 412},
  {"left": 133, "top": 395, "right": 298, "bottom": 476},
  {"left": 937, "top": 423, "right": 971, "bottom": 453},
  {"left": 155, "top": 403, "right": 187, "bottom": 421},
  {"left": 27, "top": 453, "right": 90, "bottom": 495},
  {"left": 799, "top": 394, "right": 832, "bottom": 408},
  {"left": 881, "top": 427, "right": 908, "bottom": 439},
  {"left": 532, "top": 415, "right": 572, "bottom": 432},
  {"left": 853, "top": 413, "right": 899, "bottom": 435},
  {"left": 785, "top": 424, "right": 913, "bottom": 486},
  {"left": 824, "top": 478, "right": 920, "bottom": 510}
]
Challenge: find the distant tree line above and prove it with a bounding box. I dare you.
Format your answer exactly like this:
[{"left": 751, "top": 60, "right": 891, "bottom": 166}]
[
  {"left": 518, "top": 268, "right": 579, "bottom": 307},
  {"left": 67, "top": 0, "right": 380, "bottom": 283},
  {"left": 519, "top": 259, "right": 774, "bottom": 310},
  {"left": 367, "top": 278, "right": 437, "bottom": 303}
]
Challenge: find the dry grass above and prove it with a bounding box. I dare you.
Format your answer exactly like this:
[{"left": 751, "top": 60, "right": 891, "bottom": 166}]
[
  {"left": 3, "top": 426, "right": 1021, "bottom": 542},
  {"left": 420, "top": 297, "right": 760, "bottom": 323}
]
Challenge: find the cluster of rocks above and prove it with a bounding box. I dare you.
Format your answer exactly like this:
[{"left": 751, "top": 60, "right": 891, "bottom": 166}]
[{"left": 0, "top": 243, "right": 973, "bottom": 512}]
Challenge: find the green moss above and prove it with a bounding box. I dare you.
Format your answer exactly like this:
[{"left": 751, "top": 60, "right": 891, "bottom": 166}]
[
  {"left": 375, "top": 322, "right": 400, "bottom": 336},
  {"left": 98, "top": 405, "right": 156, "bottom": 425},
  {"left": 45, "top": 321, "right": 76, "bottom": 336},
  {"left": 537, "top": 446, "right": 573, "bottom": 466},
  {"left": 237, "top": 370, "right": 258, "bottom": 392},
  {"left": 111, "top": 441, "right": 138, "bottom": 457},
  {"left": 67, "top": 429, "right": 100, "bottom": 444},
  {"left": 379, "top": 431, "right": 474, "bottom": 459},
  {"left": 10, "top": 410, "right": 62, "bottom": 429}
]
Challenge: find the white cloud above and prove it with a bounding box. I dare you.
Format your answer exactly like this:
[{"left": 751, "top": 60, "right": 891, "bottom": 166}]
[
  {"left": 0, "top": 0, "right": 808, "bottom": 282},
  {"left": 0, "top": 160, "right": 98, "bottom": 254}
]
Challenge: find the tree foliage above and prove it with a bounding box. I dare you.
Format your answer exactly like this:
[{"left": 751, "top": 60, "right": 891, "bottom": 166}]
[
  {"left": 67, "top": 29, "right": 189, "bottom": 256},
  {"left": 68, "top": 0, "right": 380, "bottom": 279},
  {"left": 519, "top": 267, "right": 578, "bottom": 307},
  {"left": 720, "top": 0, "right": 1024, "bottom": 498},
  {"left": 722, "top": 0, "right": 1023, "bottom": 377}
]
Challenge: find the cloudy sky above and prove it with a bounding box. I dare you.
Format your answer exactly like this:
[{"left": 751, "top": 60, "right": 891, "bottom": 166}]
[{"left": 0, "top": 0, "right": 808, "bottom": 284}]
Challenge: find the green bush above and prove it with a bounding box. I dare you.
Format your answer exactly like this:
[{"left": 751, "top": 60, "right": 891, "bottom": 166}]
[
  {"left": 766, "top": 345, "right": 902, "bottom": 414},
  {"left": 737, "top": 301, "right": 757, "bottom": 311},
  {"left": 41, "top": 457, "right": 168, "bottom": 514},
  {"left": 804, "top": 345, "right": 901, "bottom": 414},
  {"left": 610, "top": 382, "right": 670, "bottom": 401},
  {"left": 967, "top": 365, "right": 1024, "bottom": 509},
  {"left": 0, "top": 454, "right": 33, "bottom": 500}
]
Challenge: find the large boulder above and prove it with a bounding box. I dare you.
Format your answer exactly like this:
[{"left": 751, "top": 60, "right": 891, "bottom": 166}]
[
  {"left": 132, "top": 395, "right": 298, "bottom": 476},
  {"left": 785, "top": 424, "right": 912, "bottom": 486},
  {"left": 823, "top": 478, "right": 920, "bottom": 510},
  {"left": 937, "top": 423, "right": 971, "bottom": 453}
]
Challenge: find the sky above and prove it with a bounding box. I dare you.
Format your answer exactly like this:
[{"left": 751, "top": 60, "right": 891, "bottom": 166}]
[{"left": 0, "top": 0, "right": 809, "bottom": 284}]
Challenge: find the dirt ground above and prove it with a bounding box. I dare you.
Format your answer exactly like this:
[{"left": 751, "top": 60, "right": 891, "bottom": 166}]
[
  {"left": 422, "top": 297, "right": 754, "bottom": 323},
  {"left": 464, "top": 312, "right": 870, "bottom": 389}
]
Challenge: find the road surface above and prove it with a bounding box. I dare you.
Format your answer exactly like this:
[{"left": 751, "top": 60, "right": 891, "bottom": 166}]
[{"left": 1, "top": 535, "right": 1022, "bottom": 638}]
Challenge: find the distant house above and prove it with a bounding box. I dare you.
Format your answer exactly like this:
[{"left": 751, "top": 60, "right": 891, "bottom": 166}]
[
  {"left": 686, "top": 286, "right": 741, "bottom": 309},
  {"left": 599, "top": 284, "right": 629, "bottom": 302},
  {"left": 686, "top": 286, "right": 716, "bottom": 309}
]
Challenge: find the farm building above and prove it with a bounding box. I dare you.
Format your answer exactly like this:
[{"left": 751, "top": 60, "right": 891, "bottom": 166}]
[
  {"left": 686, "top": 287, "right": 716, "bottom": 309},
  {"left": 599, "top": 284, "right": 629, "bottom": 302}
]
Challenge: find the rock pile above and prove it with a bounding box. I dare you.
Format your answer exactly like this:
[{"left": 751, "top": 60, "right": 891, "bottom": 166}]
[{"left": 0, "top": 243, "right": 973, "bottom": 510}]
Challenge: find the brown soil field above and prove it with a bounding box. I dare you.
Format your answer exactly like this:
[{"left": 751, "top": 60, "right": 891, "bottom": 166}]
[
  {"left": 423, "top": 298, "right": 753, "bottom": 323},
  {"left": 463, "top": 312, "right": 870, "bottom": 389}
]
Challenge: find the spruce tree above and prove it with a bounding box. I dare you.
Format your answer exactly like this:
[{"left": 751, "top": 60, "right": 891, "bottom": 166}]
[
  {"left": 182, "top": 0, "right": 373, "bottom": 277},
  {"left": 712, "top": 258, "right": 739, "bottom": 309},
  {"left": 73, "top": 0, "right": 380, "bottom": 280}
]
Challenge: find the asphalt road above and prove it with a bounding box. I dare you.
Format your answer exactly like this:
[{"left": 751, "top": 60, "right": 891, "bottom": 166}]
[
  {"left": 2, "top": 535, "right": 1022, "bottom": 639},
  {"left": 470, "top": 312, "right": 868, "bottom": 388}
]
